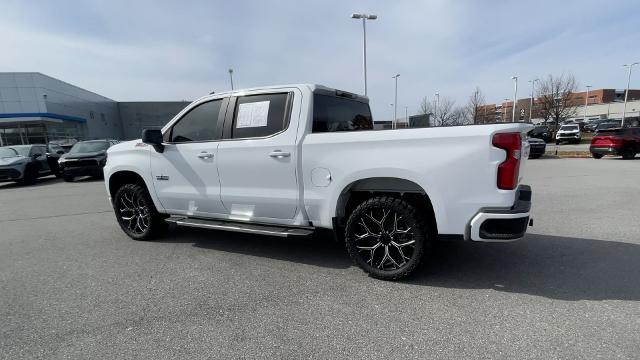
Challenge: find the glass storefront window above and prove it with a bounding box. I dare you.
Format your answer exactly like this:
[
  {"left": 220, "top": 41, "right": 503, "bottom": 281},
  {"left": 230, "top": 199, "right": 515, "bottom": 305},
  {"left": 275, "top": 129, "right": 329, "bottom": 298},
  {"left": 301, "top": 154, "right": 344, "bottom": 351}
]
[{"left": 0, "top": 121, "right": 84, "bottom": 146}]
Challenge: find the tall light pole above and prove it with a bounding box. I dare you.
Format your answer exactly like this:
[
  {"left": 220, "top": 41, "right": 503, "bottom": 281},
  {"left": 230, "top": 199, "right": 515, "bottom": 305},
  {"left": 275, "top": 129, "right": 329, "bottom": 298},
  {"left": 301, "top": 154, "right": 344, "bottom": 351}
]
[
  {"left": 622, "top": 62, "right": 639, "bottom": 127},
  {"left": 405, "top": 106, "right": 408, "bottom": 128},
  {"left": 528, "top": 78, "right": 538, "bottom": 123},
  {"left": 392, "top": 74, "right": 400, "bottom": 129},
  {"left": 435, "top": 92, "right": 440, "bottom": 125},
  {"left": 228, "top": 68, "right": 234, "bottom": 90},
  {"left": 511, "top": 76, "right": 518, "bottom": 122},
  {"left": 583, "top": 85, "right": 592, "bottom": 122},
  {"left": 351, "top": 13, "right": 377, "bottom": 96}
]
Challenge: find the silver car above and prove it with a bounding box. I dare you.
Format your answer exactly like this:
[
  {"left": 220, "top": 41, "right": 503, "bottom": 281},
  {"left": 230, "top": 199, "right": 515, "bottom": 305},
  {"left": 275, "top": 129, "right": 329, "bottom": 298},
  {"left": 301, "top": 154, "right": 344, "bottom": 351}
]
[{"left": 0, "top": 144, "right": 54, "bottom": 184}]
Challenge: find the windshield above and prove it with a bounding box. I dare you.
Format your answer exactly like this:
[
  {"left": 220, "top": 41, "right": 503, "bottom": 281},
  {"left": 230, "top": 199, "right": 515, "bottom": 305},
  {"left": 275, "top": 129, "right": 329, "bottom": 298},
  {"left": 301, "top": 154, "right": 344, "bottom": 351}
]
[
  {"left": 69, "top": 141, "right": 109, "bottom": 154},
  {"left": 596, "top": 129, "right": 624, "bottom": 136},
  {"left": 597, "top": 123, "right": 620, "bottom": 130},
  {"left": 0, "top": 146, "right": 30, "bottom": 157},
  {"left": 561, "top": 125, "right": 578, "bottom": 131}
]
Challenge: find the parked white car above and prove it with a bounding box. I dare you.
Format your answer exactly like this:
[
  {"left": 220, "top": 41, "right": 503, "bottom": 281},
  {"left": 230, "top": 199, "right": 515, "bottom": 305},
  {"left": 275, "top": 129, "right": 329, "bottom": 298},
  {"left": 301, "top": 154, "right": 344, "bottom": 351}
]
[
  {"left": 556, "top": 124, "right": 582, "bottom": 144},
  {"left": 104, "top": 84, "right": 533, "bottom": 280}
]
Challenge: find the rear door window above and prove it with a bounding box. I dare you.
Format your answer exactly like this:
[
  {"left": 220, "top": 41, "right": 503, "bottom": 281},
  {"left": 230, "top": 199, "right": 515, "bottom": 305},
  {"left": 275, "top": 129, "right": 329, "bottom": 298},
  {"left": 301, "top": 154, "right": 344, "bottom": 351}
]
[
  {"left": 230, "top": 93, "right": 291, "bottom": 139},
  {"left": 312, "top": 94, "right": 373, "bottom": 133}
]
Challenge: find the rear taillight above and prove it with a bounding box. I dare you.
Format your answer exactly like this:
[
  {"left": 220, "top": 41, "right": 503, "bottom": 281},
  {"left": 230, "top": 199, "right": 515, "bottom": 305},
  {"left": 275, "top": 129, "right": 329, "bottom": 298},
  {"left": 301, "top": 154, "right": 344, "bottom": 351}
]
[{"left": 492, "top": 132, "right": 521, "bottom": 190}]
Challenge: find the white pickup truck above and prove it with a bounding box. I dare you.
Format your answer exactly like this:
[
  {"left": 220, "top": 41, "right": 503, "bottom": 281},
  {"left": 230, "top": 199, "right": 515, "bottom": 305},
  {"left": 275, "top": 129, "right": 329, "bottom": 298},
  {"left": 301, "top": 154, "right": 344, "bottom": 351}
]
[{"left": 104, "top": 84, "right": 532, "bottom": 280}]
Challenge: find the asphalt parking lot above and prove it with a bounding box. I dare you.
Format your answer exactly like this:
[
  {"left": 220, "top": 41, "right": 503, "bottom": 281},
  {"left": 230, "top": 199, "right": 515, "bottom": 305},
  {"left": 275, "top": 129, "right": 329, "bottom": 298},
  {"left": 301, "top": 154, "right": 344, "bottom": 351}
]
[{"left": 1, "top": 158, "right": 639, "bottom": 359}]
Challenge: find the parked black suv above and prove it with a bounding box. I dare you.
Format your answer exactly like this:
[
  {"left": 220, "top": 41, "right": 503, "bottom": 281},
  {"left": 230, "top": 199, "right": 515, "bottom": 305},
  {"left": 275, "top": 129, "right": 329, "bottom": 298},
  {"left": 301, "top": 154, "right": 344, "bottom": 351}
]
[
  {"left": 58, "top": 140, "right": 118, "bottom": 182},
  {"left": 528, "top": 125, "right": 552, "bottom": 142}
]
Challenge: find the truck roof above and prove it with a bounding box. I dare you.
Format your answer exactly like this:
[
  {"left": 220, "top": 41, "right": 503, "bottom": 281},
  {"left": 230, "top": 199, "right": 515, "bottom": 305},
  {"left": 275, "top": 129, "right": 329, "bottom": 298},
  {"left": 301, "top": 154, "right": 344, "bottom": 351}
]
[{"left": 205, "top": 84, "right": 369, "bottom": 103}]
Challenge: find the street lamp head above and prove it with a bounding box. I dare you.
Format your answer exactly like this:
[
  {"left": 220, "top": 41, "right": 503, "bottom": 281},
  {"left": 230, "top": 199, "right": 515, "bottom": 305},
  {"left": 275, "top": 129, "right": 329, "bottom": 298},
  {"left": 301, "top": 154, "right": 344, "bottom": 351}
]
[
  {"left": 392, "top": 74, "right": 400, "bottom": 78},
  {"left": 511, "top": 76, "right": 518, "bottom": 80},
  {"left": 351, "top": 13, "right": 377, "bottom": 19},
  {"left": 228, "top": 68, "right": 233, "bottom": 74},
  {"left": 623, "top": 62, "right": 639, "bottom": 67}
]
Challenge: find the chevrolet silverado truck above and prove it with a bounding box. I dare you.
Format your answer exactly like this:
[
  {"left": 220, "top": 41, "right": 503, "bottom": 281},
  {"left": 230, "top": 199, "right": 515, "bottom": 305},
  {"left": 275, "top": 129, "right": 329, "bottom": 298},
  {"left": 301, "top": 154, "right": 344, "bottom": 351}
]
[{"left": 104, "top": 84, "right": 533, "bottom": 280}]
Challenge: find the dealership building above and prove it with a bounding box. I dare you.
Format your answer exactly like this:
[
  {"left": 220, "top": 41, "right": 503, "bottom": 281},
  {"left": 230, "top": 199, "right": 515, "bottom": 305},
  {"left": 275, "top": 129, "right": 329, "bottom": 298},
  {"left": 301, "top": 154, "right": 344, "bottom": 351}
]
[{"left": 0, "top": 72, "right": 190, "bottom": 146}]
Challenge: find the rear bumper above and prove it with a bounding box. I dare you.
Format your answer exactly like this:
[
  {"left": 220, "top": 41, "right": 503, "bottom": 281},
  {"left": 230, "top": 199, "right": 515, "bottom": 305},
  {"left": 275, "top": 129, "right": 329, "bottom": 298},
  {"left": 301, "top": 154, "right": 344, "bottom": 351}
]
[
  {"left": 529, "top": 145, "right": 546, "bottom": 156},
  {"left": 590, "top": 146, "right": 621, "bottom": 155},
  {"left": 467, "top": 185, "right": 532, "bottom": 242}
]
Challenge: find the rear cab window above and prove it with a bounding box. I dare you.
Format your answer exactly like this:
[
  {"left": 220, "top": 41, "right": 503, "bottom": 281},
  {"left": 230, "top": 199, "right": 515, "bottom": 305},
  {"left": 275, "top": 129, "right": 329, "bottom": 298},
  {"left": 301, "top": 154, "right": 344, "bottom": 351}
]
[{"left": 312, "top": 93, "right": 373, "bottom": 133}]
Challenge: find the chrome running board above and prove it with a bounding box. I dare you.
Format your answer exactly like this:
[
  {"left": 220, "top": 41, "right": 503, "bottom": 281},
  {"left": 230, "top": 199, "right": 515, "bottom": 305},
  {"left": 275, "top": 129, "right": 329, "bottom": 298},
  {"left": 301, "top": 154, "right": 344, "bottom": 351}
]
[{"left": 165, "top": 217, "right": 314, "bottom": 238}]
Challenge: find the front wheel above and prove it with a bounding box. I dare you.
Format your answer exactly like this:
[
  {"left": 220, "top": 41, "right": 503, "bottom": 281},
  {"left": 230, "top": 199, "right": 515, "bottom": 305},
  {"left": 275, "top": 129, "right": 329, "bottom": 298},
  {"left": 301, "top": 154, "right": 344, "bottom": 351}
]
[
  {"left": 114, "top": 183, "right": 167, "bottom": 240},
  {"left": 591, "top": 153, "right": 604, "bottom": 159},
  {"left": 344, "top": 196, "right": 428, "bottom": 280}
]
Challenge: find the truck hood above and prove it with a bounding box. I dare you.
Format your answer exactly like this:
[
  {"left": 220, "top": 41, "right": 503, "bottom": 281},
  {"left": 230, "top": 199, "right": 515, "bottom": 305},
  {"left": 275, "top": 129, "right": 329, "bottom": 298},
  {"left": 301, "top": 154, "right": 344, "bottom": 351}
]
[
  {"left": 62, "top": 151, "right": 106, "bottom": 160},
  {"left": 0, "top": 156, "right": 28, "bottom": 166}
]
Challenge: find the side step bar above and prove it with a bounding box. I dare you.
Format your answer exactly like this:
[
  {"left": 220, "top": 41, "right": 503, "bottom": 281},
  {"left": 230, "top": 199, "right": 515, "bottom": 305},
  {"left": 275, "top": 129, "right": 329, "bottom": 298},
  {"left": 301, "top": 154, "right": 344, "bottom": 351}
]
[{"left": 165, "top": 217, "right": 315, "bottom": 238}]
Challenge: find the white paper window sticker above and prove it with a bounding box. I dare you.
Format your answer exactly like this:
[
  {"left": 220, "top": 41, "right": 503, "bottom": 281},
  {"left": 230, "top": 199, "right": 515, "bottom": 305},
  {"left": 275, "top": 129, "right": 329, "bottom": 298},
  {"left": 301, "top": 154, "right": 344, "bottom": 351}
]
[{"left": 236, "top": 101, "right": 270, "bottom": 128}]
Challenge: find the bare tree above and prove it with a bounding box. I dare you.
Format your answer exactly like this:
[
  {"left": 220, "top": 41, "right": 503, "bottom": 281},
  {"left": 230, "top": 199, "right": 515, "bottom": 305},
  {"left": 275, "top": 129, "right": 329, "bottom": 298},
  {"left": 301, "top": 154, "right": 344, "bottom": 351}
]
[
  {"left": 467, "top": 87, "right": 486, "bottom": 124},
  {"left": 419, "top": 96, "right": 435, "bottom": 117},
  {"left": 537, "top": 73, "right": 578, "bottom": 129}
]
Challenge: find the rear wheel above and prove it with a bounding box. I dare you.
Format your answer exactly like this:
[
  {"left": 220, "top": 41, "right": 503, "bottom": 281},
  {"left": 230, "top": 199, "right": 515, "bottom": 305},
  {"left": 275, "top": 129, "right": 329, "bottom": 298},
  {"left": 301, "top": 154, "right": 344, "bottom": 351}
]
[
  {"left": 344, "top": 196, "right": 428, "bottom": 280},
  {"left": 114, "top": 183, "right": 167, "bottom": 240},
  {"left": 591, "top": 153, "right": 604, "bottom": 159},
  {"left": 621, "top": 148, "right": 636, "bottom": 160},
  {"left": 63, "top": 175, "right": 74, "bottom": 182}
]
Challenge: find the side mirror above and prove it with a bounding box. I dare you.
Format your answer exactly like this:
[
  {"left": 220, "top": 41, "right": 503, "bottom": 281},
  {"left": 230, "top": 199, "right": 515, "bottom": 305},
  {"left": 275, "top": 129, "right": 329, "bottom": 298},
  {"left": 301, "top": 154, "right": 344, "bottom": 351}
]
[
  {"left": 142, "top": 129, "right": 164, "bottom": 153},
  {"left": 32, "top": 153, "right": 42, "bottom": 158},
  {"left": 57, "top": 150, "right": 65, "bottom": 155}
]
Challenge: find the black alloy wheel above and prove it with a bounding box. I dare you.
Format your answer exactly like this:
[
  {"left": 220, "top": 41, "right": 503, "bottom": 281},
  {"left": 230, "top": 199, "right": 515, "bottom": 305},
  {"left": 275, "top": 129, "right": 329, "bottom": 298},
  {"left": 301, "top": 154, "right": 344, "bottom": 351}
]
[
  {"left": 345, "top": 196, "right": 428, "bottom": 280},
  {"left": 114, "top": 183, "right": 167, "bottom": 240}
]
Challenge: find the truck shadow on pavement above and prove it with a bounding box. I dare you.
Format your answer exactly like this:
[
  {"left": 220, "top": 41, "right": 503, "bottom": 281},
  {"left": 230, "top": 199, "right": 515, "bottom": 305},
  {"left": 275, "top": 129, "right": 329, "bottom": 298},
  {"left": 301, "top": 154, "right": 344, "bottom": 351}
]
[
  {"left": 159, "top": 226, "right": 352, "bottom": 270},
  {"left": 413, "top": 233, "right": 640, "bottom": 301},
  {"left": 159, "top": 228, "right": 639, "bottom": 301}
]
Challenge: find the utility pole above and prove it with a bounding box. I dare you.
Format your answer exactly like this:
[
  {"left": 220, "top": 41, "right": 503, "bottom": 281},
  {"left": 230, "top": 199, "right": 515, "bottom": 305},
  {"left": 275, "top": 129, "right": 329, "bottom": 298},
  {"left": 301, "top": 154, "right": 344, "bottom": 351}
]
[
  {"left": 511, "top": 76, "right": 518, "bottom": 122},
  {"left": 435, "top": 92, "right": 440, "bottom": 126},
  {"left": 622, "top": 62, "right": 638, "bottom": 127},
  {"left": 351, "top": 13, "right": 377, "bottom": 96},
  {"left": 228, "top": 68, "right": 234, "bottom": 90},
  {"left": 405, "top": 106, "right": 408, "bottom": 128},
  {"left": 528, "top": 78, "right": 538, "bottom": 123},
  {"left": 392, "top": 74, "right": 400, "bottom": 129}
]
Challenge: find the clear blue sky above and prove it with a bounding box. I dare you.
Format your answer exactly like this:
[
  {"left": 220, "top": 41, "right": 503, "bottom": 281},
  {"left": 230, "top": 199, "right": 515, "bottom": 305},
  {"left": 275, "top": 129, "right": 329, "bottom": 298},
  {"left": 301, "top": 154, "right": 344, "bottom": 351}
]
[{"left": 1, "top": 0, "right": 639, "bottom": 120}]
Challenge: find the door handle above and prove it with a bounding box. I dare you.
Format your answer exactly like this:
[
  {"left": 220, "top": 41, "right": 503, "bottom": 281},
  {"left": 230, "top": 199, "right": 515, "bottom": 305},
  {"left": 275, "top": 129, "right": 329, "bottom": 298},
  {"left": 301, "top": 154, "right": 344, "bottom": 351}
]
[
  {"left": 197, "top": 151, "right": 214, "bottom": 159},
  {"left": 269, "top": 150, "right": 291, "bottom": 158}
]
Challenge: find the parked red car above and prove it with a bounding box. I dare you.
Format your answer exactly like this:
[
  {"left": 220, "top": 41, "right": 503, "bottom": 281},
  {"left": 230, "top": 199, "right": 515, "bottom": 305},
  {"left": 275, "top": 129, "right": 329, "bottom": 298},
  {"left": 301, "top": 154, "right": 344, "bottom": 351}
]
[{"left": 590, "top": 127, "right": 640, "bottom": 159}]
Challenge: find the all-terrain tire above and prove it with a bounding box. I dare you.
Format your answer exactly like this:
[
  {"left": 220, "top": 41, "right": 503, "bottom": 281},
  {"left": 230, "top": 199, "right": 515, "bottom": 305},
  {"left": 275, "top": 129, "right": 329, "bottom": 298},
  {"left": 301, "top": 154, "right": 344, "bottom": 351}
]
[{"left": 344, "top": 196, "right": 429, "bottom": 280}]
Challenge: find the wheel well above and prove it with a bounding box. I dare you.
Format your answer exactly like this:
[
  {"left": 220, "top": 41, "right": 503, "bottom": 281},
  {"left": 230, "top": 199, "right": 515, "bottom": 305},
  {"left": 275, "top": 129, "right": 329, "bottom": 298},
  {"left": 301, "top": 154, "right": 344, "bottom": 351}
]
[
  {"left": 335, "top": 177, "right": 438, "bottom": 235},
  {"left": 108, "top": 171, "right": 147, "bottom": 198}
]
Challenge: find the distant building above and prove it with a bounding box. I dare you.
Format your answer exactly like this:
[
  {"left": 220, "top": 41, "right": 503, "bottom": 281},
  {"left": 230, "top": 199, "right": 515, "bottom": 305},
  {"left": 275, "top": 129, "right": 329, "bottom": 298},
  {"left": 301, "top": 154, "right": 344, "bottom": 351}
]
[
  {"left": 477, "top": 88, "right": 640, "bottom": 124},
  {"left": 0, "top": 72, "right": 190, "bottom": 146},
  {"left": 374, "top": 113, "right": 430, "bottom": 130}
]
